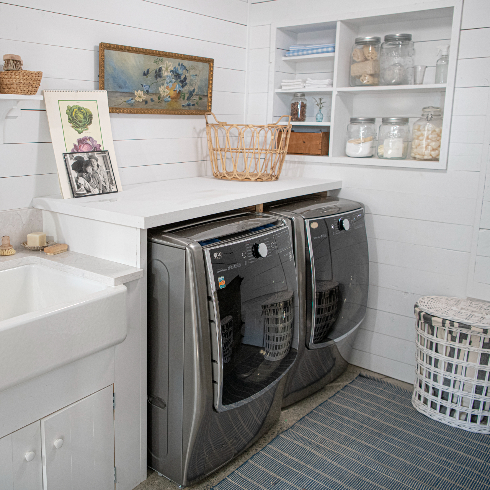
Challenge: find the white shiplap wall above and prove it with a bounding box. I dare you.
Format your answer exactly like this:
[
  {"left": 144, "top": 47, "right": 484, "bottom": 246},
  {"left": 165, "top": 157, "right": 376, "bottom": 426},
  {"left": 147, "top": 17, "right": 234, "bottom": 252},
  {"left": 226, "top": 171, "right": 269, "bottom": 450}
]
[
  {"left": 247, "top": 0, "right": 490, "bottom": 383},
  {"left": 0, "top": 0, "right": 248, "bottom": 212}
]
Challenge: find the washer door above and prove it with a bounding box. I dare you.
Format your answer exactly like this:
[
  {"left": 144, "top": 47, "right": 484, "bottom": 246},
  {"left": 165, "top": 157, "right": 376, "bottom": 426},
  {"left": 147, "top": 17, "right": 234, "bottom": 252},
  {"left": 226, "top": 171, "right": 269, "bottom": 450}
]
[
  {"left": 306, "top": 209, "right": 368, "bottom": 348},
  {"left": 204, "top": 226, "right": 298, "bottom": 411}
]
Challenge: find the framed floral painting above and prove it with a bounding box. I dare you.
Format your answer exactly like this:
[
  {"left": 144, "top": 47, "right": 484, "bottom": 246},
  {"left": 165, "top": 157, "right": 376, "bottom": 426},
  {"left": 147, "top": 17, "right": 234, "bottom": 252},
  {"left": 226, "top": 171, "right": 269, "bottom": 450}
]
[{"left": 99, "top": 43, "right": 214, "bottom": 115}]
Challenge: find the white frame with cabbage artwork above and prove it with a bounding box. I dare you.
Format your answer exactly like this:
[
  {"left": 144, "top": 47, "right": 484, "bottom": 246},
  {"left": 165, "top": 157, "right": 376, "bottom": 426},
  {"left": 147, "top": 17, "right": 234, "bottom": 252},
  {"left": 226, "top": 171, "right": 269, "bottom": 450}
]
[{"left": 44, "top": 90, "right": 122, "bottom": 199}]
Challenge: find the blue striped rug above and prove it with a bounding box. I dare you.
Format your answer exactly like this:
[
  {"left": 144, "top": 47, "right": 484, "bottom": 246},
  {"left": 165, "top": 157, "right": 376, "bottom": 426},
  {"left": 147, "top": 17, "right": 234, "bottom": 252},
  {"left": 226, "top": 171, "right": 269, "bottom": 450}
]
[{"left": 212, "top": 375, "right": 490, "bottom": 490}]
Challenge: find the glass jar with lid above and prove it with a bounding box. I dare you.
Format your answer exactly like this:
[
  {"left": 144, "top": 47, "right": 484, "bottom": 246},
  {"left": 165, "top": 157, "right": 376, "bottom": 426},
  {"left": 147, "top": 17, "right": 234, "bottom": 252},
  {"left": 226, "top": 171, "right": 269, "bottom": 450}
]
[
  {"left": 411, "top": 106, "right": 443, "bottom": 161},
  {"left": 290, "top": 93, "right": 307, "bottom": 122},
  {"left": 350, "top": 37, "right": 381, "bottom": 86},
  {"left": 345, "top": 117, "right": 377, "bottom": 157},
  {"left": 377, "top": 117, "right": 410, "bottom": 159},
  {"left": 380, "top": 33, "right": 414, "bottom": 85}
]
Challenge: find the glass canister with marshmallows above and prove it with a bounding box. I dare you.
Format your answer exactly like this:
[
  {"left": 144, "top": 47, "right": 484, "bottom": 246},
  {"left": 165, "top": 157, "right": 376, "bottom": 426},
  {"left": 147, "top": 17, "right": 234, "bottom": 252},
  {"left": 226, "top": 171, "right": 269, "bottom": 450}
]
[{"left": 411, "top": 107, "right": 443, "bottom": 161}]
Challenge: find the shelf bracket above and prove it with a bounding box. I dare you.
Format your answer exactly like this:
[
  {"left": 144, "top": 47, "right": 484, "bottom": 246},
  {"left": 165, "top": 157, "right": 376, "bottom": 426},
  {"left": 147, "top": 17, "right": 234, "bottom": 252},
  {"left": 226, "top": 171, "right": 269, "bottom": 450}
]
[{"left": 0, "top": 99, "right": 22, "bottom": 145}]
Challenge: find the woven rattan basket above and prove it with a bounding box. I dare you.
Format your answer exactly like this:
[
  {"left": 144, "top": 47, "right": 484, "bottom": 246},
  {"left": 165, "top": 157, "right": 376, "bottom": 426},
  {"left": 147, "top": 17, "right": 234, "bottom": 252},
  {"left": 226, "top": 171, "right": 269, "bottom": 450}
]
[
  {"left": 0, "top": 70, "right": 43, "bottom": 95},
  {"left": 205, "top": 112, "right": 292, "bottom": 182},
  {"left": 412, "top": 296, "right": 490, "bottom": 433}
]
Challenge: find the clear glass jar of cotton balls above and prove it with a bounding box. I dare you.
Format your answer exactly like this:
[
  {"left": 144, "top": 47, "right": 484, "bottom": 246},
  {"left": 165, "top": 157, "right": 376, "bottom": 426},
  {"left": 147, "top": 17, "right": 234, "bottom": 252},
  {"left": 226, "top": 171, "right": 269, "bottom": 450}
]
[{"left": 411, "top": 107, "right": 443, "bottom": 161}]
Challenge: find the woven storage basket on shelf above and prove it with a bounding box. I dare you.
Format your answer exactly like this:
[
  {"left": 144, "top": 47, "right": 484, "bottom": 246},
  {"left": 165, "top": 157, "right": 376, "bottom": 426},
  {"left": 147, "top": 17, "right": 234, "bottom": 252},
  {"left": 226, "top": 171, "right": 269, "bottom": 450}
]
[
  {"left": 205, "top": 112, "right": 292, "bottom": 182},
  {"left": 413, "top": 296, "right": 490, "bottom": 433},
  {"left": 262, "top": 291, "right": 294, "bottom": 361},
  {"left": 0, "top": 70, "right": 42, "bottom": 95}
]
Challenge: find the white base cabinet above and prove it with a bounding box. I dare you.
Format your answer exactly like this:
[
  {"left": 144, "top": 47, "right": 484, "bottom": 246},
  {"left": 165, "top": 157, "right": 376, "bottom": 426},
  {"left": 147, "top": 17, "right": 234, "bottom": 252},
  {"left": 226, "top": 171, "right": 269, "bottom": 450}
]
[
  {"left": 0, "top": 421, "right": 42, "bottom": 490},
  {"left": 0, "top": 386, "right": 114, "bottom": 490}
]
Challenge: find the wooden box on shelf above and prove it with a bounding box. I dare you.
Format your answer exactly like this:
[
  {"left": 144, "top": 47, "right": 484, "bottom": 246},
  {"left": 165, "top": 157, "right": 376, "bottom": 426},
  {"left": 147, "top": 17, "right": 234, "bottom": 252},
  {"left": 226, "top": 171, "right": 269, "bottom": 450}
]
[{"left": 287, "top": 131, "right": 329, "bottom": 156}]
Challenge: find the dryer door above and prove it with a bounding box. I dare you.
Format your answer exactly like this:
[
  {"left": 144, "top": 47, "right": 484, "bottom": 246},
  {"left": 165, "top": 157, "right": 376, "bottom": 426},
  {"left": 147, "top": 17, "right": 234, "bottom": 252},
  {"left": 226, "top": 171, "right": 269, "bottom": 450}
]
[
  {"left": 306, "top": 208, "right": 368, "bottom": 348},
  {"left": 204, "top": 226, "right": 298, "bottom": 411}
]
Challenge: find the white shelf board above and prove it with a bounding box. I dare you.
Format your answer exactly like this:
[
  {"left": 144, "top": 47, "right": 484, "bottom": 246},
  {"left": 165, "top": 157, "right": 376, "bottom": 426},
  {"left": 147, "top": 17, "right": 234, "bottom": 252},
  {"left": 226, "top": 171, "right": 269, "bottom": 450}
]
[
  {"left": 278, "top": 121, "right": 331, "bottom": 126},
  {"left": 284, "top": 154, "right": 446, "bottom": 170},
  {"left": 336, "top": 84, "right": 447, "bottom": 94},
  {"left": 0, "top": 94, "right": 43, "bottom": 100},
  {"left": 282, "top": 52, "right": 335, "bottom": 62},
  {"left": 32, "top": 176, "right": 342, "bottom": 229},
  {"left": 275, "top": 88, "right": 333, "bottom": 94}
]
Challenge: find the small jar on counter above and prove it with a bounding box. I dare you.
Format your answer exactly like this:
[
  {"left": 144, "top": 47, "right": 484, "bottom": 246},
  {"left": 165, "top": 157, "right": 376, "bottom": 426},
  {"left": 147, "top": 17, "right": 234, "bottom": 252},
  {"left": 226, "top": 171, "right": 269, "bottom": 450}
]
[
  {"left": 380, "top": 33, "right": 414, "bottom": 85},
  {"left": 290, "top": 93, "right": 307, "bottom": 122},
  {"left": 411, "top": 106, "right": 443, "bottom": 161},
  {"left": 377, "top": 117, "right": 410, "bottom": 159},
  {"left": 345, "top": 117, "right": 376, "bottom": 157},
  {"left": 350, "top": 37, "right": 381, "bottom": 86}
]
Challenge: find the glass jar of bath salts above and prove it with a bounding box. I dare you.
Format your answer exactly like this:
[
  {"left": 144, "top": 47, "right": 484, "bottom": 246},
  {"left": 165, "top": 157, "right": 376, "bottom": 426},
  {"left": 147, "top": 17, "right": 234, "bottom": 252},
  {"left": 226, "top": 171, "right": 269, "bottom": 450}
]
[
  {"left": 345, "top": 117, "right": 376, "bottom": 157},
  {"left": 290, "top": 92, "right": 307, "bottom": 122},
  {"left": 411, "top": 107, "right": 443, "bottom": 161},
  {"left": 377, "top": 117, "right": 410, "bottom": 160},
  {"left": 350, "top": 37, "right": 381, "bottom": 87}
]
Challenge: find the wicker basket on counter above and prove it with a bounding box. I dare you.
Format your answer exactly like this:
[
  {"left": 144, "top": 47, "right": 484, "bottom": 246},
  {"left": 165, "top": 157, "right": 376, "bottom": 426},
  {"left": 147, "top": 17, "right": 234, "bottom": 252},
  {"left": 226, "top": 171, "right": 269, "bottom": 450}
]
[
  {"left": 205, "top": 112, "right": 292, "bottom": 182},
  {"left": 0, "top": 70, "right": 43, "bottom": 95}
]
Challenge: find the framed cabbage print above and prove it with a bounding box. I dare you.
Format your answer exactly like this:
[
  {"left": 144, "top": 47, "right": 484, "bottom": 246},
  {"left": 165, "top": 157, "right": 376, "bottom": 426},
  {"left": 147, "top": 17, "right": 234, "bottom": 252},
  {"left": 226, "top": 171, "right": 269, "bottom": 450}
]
[
  {"left": 43, "top": 90, "right": 123, "bottom": 199},
  {"left": 99, "top": 43, "right": 213, "bottom": 115}
]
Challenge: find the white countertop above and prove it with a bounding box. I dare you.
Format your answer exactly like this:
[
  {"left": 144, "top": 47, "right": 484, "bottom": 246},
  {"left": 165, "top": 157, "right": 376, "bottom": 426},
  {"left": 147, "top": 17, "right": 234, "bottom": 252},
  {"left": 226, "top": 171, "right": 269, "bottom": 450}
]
[
  {"left": 0, "top": 250, "right": 143, "bottom": 286},
  {"left": 32, "top": 176, "right": 342, "bottom": 229}
]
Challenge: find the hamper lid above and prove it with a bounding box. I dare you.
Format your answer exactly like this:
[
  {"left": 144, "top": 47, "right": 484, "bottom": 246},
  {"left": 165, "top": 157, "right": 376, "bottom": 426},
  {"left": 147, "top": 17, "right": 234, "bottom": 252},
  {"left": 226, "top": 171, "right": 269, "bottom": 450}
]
[{"left": 417, "top": 296, "right": 490, "bottom": 328}]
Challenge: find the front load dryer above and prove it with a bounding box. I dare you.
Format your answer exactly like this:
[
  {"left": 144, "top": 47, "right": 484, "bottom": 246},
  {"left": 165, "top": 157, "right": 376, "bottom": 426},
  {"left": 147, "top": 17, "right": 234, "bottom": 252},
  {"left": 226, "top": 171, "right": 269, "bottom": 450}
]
[
  {"left": 147, "top": 212, "right": 299, "bottom": 486},
  {"left": 267, "top": 197, "right": 369, "bottom": 407}
]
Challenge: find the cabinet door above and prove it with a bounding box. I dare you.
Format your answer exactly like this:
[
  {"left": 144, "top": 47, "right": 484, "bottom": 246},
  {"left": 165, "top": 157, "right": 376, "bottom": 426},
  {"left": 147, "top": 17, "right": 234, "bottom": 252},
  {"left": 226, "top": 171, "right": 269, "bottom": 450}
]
[
  {"left": 41, "top": 386, "right": 114, "bottom": 490},
  {"left": 0, "top": 421, "right": 43, "bottom": 490}
]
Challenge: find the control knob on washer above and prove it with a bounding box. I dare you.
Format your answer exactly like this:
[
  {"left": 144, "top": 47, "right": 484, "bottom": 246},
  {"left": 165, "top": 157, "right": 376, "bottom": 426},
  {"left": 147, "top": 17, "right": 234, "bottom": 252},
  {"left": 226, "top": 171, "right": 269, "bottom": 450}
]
[
  {"left": 252, "top": 243, "right": 268, "bottom": 258},
  {"left": 338, "top": 218, "right": 350, "bottom": 231}
]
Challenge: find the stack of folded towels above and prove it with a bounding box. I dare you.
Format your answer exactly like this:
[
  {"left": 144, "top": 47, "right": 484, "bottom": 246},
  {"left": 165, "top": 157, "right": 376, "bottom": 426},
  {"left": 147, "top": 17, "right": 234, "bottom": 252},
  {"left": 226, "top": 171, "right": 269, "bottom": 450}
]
[
  {"left": 280, "top": 79, "right": 304, "bottom": 90},
  {"left": 285, "top": 43, "right": 335, "bottom": 57},
  {"left": 305, "top": 78, "right": 333, "bottom": 89}
]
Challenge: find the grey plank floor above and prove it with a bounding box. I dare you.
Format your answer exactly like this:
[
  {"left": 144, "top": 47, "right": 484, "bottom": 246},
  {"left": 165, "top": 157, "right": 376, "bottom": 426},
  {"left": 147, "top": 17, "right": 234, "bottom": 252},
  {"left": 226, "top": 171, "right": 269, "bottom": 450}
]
[{"left": 134, "top": 365, "right": 412, "bottom": 490}]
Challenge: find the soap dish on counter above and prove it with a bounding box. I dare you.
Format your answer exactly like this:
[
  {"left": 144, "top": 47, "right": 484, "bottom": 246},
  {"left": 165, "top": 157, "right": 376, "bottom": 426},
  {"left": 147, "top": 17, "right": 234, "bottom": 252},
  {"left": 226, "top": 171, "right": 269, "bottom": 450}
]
[{"left": 22, "top": 241, "right": 56, "bottom": 251}]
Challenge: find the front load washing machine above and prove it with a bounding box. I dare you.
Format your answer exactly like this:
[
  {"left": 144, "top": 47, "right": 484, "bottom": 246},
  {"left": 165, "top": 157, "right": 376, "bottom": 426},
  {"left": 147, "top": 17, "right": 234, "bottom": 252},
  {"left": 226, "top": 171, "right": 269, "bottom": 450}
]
[
  {"left": 267, "top": 197, "right": 369, "bottom": 407},
  {"left": 147, "top": 212, "right": 299, "bottom": 486}
]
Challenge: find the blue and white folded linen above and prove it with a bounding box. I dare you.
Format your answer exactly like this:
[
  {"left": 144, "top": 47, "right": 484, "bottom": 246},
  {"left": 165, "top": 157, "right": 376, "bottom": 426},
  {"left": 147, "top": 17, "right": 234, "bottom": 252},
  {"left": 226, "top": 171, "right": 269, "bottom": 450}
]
[{"left": 285, "top": 43, "right": 335, "bottom": 57}]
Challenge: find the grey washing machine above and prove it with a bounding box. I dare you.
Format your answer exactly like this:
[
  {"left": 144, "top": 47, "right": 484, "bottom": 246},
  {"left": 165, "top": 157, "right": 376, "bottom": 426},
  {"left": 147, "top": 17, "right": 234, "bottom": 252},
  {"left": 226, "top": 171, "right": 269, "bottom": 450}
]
[
  {"left": 147, "top": 212, "right": 299, "bottom": 486},
  {"left": 267, "top": 197, "right": 369, "bottom": 407}
]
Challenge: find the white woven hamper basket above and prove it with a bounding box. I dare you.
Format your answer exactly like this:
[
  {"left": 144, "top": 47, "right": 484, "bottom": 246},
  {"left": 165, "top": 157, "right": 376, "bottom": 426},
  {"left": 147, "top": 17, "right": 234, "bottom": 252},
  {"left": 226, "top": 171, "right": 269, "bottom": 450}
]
[{"left": 412, "top": 296, "right": 490, "bottom": 433}]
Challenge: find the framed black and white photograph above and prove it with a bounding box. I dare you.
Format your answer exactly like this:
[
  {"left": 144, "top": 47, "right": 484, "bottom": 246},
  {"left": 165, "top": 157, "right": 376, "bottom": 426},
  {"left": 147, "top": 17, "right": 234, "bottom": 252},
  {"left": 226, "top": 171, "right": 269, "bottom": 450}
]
[{"left": 63, "top": 150, "right": 118, "bottom": 198}]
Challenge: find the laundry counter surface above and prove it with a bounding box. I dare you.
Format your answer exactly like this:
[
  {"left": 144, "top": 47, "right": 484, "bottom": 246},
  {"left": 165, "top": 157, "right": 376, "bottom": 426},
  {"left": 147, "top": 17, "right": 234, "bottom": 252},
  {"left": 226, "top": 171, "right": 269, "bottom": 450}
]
[{"left": 32, "top": 176, "right": 342, "bottom": 229}]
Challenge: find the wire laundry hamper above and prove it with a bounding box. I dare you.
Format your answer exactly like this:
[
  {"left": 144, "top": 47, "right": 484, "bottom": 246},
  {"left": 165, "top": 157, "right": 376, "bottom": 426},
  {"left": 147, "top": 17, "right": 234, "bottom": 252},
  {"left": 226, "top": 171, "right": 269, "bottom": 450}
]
[
  {"left": 313, "top": 280, "right": 341, "bottom": 344},
  {"left": 262, "top": 291, "right": 294, "bottom": 361},
  {"left": 413, "top": 296, "right": 490, "bottom": 433},
  {"left": 205, "top": 112, "right": 292, "bottom": 182}
]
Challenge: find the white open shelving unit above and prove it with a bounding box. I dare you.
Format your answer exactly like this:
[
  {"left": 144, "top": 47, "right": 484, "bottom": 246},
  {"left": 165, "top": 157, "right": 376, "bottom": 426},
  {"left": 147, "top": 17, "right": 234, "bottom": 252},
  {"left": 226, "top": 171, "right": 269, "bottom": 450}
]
[{"left": 268, "top": 0, "right": 463, "bottom": 169}]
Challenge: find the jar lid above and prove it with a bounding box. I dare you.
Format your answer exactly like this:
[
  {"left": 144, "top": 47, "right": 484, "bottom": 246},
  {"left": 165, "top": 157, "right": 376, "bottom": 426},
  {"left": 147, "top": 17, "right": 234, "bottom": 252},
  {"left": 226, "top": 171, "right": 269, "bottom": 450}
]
[
  {"left": 350, "top": 117, "right": 375, "bottom": 123},
  {"left": 382, "top": 117, "right": 409, "bottom": 124},
  {"left": 293, "top": 92, "right": 306, "bottom": 97},
  {"left": 384, "top": 33, "right": 412, "bottom": 42},
  {"left": 422, "top": 106, "right": 442, "bottom": 115},
  {"left": 354, "top": 36, "right": 381, "bottom": 45}
]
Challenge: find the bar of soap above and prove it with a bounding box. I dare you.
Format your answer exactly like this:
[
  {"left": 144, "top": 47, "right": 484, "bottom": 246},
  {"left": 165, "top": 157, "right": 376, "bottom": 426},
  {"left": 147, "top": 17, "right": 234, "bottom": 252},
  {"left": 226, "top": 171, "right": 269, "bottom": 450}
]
[{"left": 27, "top": 232, "right": 46, "bottom": 247}]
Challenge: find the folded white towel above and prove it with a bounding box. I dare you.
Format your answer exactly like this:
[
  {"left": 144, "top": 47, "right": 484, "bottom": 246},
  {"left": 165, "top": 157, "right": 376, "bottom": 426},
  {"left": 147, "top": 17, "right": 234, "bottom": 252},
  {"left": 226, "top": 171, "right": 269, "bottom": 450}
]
[{"left": 281, "top": 79, "right": 304, "bottom": 83}]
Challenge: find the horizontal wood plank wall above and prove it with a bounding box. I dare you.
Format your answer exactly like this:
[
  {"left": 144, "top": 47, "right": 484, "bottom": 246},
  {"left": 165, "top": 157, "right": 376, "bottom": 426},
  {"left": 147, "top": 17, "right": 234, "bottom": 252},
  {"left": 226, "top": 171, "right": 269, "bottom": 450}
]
[
  {"left": 0, "top": 0, "right": 248, "bottom": 211},
  {"left": 248, "top": 0, "right": 489, "bottom": 384}
]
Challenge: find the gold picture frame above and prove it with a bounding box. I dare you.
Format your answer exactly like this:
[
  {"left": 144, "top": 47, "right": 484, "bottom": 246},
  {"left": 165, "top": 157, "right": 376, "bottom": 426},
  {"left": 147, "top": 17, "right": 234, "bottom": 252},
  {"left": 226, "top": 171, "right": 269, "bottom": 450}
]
[{"left": 99, "top": 43, "right": 213, "bottom": 115}]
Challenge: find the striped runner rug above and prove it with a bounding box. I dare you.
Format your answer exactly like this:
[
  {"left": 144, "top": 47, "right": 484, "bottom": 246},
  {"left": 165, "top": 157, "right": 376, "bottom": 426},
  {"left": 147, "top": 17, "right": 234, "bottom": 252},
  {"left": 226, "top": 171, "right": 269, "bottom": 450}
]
[{"left": 212, "top": 375, "right": 490, "bottom": 489}]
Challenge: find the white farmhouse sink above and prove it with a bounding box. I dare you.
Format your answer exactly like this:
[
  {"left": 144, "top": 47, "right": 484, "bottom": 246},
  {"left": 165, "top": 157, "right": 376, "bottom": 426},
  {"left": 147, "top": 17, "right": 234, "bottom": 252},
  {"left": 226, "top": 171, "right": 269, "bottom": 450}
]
[{"left": 0, "top": 264, "right": 127, "bottom": 392}]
